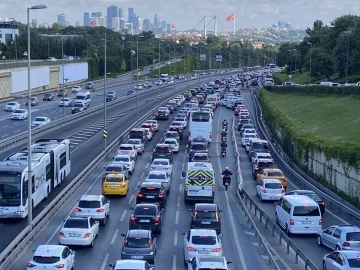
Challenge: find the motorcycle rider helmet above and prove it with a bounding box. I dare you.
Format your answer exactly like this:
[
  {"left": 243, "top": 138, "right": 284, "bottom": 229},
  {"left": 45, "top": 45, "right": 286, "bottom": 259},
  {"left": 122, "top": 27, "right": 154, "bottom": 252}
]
[{"left": 225, "top": 166, "right": 229, "bottom": 171}]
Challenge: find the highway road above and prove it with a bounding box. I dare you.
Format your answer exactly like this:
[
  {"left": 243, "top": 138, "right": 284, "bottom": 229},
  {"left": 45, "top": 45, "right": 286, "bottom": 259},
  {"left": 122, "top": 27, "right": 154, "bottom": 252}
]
[
  {"left": 0, "top": 61, "right": 176, "bottom": 139},
  {"left": 233, "top": 90, "right": 350, "bottom": 269},
  {"left": 0, "top": 72, "right": 223, "bottom": 255},
  {"left": 9, "top": 100, "right": 270, "bottom": 270}
]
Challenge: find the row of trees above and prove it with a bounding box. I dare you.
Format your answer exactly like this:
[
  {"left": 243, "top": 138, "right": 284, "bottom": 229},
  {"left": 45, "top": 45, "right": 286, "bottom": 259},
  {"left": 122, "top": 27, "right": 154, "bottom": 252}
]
[
  {"left": 276, "top": 15, "right": 360, "bottom": 81},
  {"left": 0, "top": 22, "right": 274, "bottom": 77}
]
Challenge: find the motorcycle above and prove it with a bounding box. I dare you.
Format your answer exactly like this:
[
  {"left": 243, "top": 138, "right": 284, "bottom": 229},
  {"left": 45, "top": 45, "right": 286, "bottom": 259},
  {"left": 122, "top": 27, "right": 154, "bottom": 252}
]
[
  {"left": 223, "top": 176, "right": 231, "bottom": 190},
  {"left": 221, "top": 132, "right": 227, "bottom": 142},
  {"left": 223, "top": 123, "right": 228, "bottom": 131},
  {"left": 221, "top": 147, "right": 226, "bottom": 157}
]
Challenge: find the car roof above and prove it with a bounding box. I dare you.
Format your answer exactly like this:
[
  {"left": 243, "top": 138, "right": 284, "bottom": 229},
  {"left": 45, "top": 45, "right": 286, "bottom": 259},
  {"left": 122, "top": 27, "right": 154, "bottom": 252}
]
[
  {"left": 134, "top": 203, "right": 158, "bottom": 210},
  {"left": 282, "top": 195, "right": 319, "bottom": 206},
  {"left": 80, "top": 195, "right": 102, "bottom": 201},
  {"left": 148, "top": 170, "right": 167, "bottom": 175},
  {"left": 34, "top": 245, "right": 65, "bottom": 256},
  {"left": 331, "top": 225, "right": 360, "bottom": 232},
  {"left": 155, "top": 143, "right": 171, "bottom": 147},
  {"left": 261, "top": 179, "right": 282, "bottom": 184},
  {"left": 127, "top": 229, "right": 150, "bottom": 238},
  {"left": 164, "top": 138, "right": 177, "bottom": 141},
  {"left": 113, "top": 260, "right": 146, "bottom": 268},
  {"left": 197, "top": 256, "right": 227, "bottom": 267},
  {"left": 256, "top": 158, "right": 273, "bottom": 162},
  {"left": 190, "top": 229, "right": 217, "bottom": 236},
  {"left": 140, "top": 182, "right": 162, "bottom": 188},
  {"left": 152, "top": 158, "right": 169, "bottom": 163},
  {"left": 194, "top": 203, "right": 217, "bottom": 211}
]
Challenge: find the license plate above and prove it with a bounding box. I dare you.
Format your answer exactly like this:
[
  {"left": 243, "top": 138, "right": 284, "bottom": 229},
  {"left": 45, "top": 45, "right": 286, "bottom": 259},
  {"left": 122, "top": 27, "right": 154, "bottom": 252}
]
[
  {"left": 69, "top": 234, "right": 80, "bottom": 237},
  {"left": 110, "top": 185, "right": 118, "bottom": 189},
  {"left": 146, "top": 196, "right": 155, "bottom": 198},
  {"left": 131, "top": 255, "right": 144, "bottom": 259},
  {"left": 189, "top": 190, "right": 198, "bottom": 194},
  {"left": 270, "top": 196, "right": 277, "bottom": 199},
  {"left": 139, "top": 219, "right": 150, "bottom": 223},
  {"left": 198, "top": 250, "right": 210, "bottom": 254},
  {"left": 302, "top": 221, "right": 311, "bottom": 224},
  {"left": 0, "top": 215, "right": 7, "bottom": 218},
  {"left": 201, "top": 221, "right": 211, "bottom": 224}
]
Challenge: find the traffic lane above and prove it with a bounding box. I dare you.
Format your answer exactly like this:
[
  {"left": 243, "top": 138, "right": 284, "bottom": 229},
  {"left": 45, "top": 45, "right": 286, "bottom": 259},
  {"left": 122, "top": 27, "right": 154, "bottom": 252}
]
[
  {"left": 211, "top": 106, "right": 270, "bottom": 270},
  {"left": 239, "top": 91, "right": 343, "bottom": 268}
]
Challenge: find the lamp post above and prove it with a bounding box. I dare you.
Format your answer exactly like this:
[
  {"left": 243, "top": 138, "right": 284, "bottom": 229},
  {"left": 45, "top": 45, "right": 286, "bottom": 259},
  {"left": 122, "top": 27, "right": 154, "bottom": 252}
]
[
  {"left": 136, "top": 35, "right": 144, "bottom": 121},
  {"left": 152, "top": 44, "right": 155, "bottom": 84},
  {"left": 307, "top": 42, "right": 312, "bottom": 85},
  {"left": 9, "top": 17, "right": 18, "bottom": 61},
  {"left": 27, "top": 4, "right": 47, "bottom": 227},
  {"left": 288, "top": 49, "right": 293, "bottom": 75},
  {"left": 101, "top": 29, "right": 107, "bottom": 149},
  {"left": 127, "top": 41, "right": 133, "bottom": 95},
  {"left": 343, "top": 30, "right": 351, "bottom": 84},
  {"left": 158, "top": 40, "right": 161, "bottom": 105}
]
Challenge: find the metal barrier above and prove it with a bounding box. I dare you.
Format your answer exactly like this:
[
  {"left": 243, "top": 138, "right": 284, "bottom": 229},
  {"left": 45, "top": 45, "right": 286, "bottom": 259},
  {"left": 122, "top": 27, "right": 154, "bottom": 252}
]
[
  {"left": 0, "top": 86, "right": 180, "bottom": 269},
  {"left": 252, "top": 93, "right": 360, "bottom": 225}
]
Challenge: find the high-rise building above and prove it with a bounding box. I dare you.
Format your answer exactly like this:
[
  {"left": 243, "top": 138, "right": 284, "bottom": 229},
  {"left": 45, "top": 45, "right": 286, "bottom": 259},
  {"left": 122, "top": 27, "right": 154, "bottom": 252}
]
[
  {"left": 75, "top": 21, "right": 81, "bottom": 27},
  {"left": 107, "top": 5, "right": 118, "bottom": 29},
  {"left": 118, "top": 8, "right": 123, "bottom": 19},
  {"left": 143, "top": 18, "right": 151, "bottom": 31},
  {"left": 135, "top": 16, "right": 141, "bottom": 32},
  {"left": 166, "top": 23, "right": 171, "bottom": 33},
  {"left": 154, "top": 14, "right": 159, "bottom": 28},
  {"left": 161, "top": 21, "right": 166, "bottom": 31},
  {"left": 96, "top": 12, "right": 102, "bottom": 17},
  {"left": 112, "top": 17, "right": 120, "bottom": 30},
  {"left": 128, "top": 7, "right": 134, "bottom": 23},
  {"left": 84, "top": 12, "right": 90, "bottom": 26},
  {"left": 31, "top": 19, "right": 37, "bottom": 28},
  {"left": 91, "top": 12, "right": 97, "bottom": 18},
  {"left": 57, "top": 13, "right": 66, "bottom": 25},
  {"left": 120, "top": 18, "right": 125, "bottom": 30},
  {"left": 97, "top": 17, "right": 106, "bottom": 27}
]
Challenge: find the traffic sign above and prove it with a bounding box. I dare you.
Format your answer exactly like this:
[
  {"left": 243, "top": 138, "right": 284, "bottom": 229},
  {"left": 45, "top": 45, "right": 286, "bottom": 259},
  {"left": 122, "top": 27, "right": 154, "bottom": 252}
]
[
  {"left": 103, "top": 129, "right": 107, "bottom": 138},
  {"left": 288, "top": 75, "right": 292, "bottom": 79},
  {"left": 158, "top": 94, "right": 160, "bottom": 99},
  {"left": 23, "top": 51, "right": 28, "bottom": 56}
]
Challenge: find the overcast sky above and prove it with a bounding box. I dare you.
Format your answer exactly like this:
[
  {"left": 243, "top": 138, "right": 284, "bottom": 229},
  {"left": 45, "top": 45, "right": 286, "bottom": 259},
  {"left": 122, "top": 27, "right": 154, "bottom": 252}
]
[{"left": 1, "top": 0, "right": 359, "bottom": 30}]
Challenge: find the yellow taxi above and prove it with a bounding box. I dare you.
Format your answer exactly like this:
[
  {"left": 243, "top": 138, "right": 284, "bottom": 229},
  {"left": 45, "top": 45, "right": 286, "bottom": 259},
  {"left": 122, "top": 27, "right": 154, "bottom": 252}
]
[
  {"left": 256, "top": 168, "right": 288, "bottom": 190},
  {"left": 102, "top": 173, "right": 129, "bottom": 196}
]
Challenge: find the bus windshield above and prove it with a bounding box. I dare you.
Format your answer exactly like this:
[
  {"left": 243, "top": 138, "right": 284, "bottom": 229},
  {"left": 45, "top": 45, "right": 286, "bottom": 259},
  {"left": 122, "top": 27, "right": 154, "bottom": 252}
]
[
  {"left": 191, "top": 112, "right": 210, "bottom": 122},
  {"left": 0, "top": 172, "right": 22, "bottom": 206}
]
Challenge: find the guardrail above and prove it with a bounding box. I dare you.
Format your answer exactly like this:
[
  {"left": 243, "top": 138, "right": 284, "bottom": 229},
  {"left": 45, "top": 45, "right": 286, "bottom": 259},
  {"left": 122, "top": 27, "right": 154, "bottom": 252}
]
[
  {"left": 252, "top": 93, "right": 360, "bottom": 225},
  {"left": 0, "top": 85, "right": 179, "bottom": 269},
  {"left": 231, "top": 115, "right": 319, "bottom": 270}
]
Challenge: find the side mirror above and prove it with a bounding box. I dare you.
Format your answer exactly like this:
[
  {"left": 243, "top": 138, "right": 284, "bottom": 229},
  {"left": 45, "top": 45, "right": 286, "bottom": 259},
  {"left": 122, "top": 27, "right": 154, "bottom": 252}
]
[
  {"left": 227, "top": 261, "right": 233, "bottom": 265},
  {"left": 219, "top": 209, "right": 223, "bottom": 212},
  {"left": 181, "top": 172, "right": 185, "bottom": 177},
  {"left": 107, "top": 264, "right": 114, "bottom": 268},
  {"left": 120, "top": 233, "right": 126, "bottom": 237},
  {"left": 129, "top": 207, "right": 134, "bottom": 211},
  {"left": 219, "top": 233, "right": 223, "bottom": 238}
]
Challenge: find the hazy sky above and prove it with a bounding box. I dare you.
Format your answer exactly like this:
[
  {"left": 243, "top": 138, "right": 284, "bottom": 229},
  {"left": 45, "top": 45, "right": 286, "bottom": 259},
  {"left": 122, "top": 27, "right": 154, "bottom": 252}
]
[{"left": 1, "top": 0, "right": 359, "bottom": 30}]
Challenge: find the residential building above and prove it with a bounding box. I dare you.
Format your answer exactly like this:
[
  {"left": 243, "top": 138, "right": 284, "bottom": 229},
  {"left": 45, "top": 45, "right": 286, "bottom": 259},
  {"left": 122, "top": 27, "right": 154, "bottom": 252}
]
[{"left": 0, "top": 22, "right": 19, "bottom": 44}]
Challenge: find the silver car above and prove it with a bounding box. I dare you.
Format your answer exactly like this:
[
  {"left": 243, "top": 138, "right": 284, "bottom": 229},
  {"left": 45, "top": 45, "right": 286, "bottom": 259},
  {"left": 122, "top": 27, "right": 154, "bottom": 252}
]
[
  {"left": 317, "top": 225, "right": 360, "bottom": 251},
  {"left": 322, "top": 250, "right": 360, "bottom": 270},
  {"left": 59, "top": 98, "right": 72, "bottom": 107},
  {"left": 150, "top": 159, "right": 173, "bottom": 175},
  {"left": 4, "top": 102, "right": 20, "bottom": 112},
  {"left": 126, "top": 139, "right": 145, "bottom": 154},
  {"left": 74, "top": 195, "right": 110, "bottom": 225},
  {"left": 145, "top": 171, "right": 171, "bottom": 193}
]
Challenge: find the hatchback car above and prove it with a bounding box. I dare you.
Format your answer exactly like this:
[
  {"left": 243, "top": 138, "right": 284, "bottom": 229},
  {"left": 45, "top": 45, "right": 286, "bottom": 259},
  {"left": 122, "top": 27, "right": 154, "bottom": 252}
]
[
  {"left": 163, "top": 131, "right": 180, "bottom": 142},
  {"left": 189, "top": 143, "right": 208, "bottom": 161},
  {"left": 322, "top": 250, "right": 360, "bottom": 270},
  {"left": 11, "top": 109, "right": 28, "bottom": 120},
  {"left": 59, "top": 97, "right": 72, "bottom": 107},
  {"left": 150, "top": 159, "right": 173, "bottom": 175},
  {"left": 58, "top": 216, "right": 99, "bottom": 247},
  {"left": 106, "top": 93, "right": 116, "bottom": 102},
  {"left": 317, "top": 225, "right": 360, "bottom": 251},
  {"left": 112, "top": 154, "right": 135, "bottom": 174},
  {"left": 256, "top": 179, "right": 285, "bottom": 202},
  {"left": 125, "top": 139, "right": 145, "bottom": 155},
  {"left": 74, "top": 194, "right": 110, "bottom": 225},
  {"left": 145, "top": 171, "right": 171, "bottom": 194},
  {"left": 190, "top": 203, "right": 222, "bottom": 234},
  {"left": 191, "top": 152, "right": 210, "bottom": 163},
  {"left": 152, "top": 144, "right": 173, "bottom": 162},
  {"left": 72, "top": 85, "right": 83, "bottom": 92},
  {"left": 108, "top": 259, "right": 154, "bottom": 270},
  {"left": 136, "top": 182, "right": 167, "bottom": 208},
  {"left": 103, "top": 163, "right": 129, "bottom": 181},
  {"left": 163, "top": 138, "right": 179, "bottom": 153},
  {"left": 120, "top": 230, "right": 156, "bottom": 264},
  {"left": 129, "top": 204, "right": 163, "bottom": 234},
  {"left": 144, "top": 119, "right": 159, "bottom": 132}
]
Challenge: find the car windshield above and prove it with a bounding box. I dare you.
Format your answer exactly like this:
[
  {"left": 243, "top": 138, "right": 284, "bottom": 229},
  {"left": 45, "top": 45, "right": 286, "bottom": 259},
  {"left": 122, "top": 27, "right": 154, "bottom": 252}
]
[
  {"left": 148, "top": 173, "right": 166, "bottom": 180},
  {"left": 105, "top": 176, "right": 124, "bottom": 182},
  {"left": 299, "top": 193, "right": 321, "bottom": 201},
  {"left": 195, "top": 211, "right": 216, "bottom": 218},
  {"left": 191, "top": 144, "right": 206, "bottom": 150},
  {"left": 105, "top": 166, "right": 124, "bottom": 173},
  {"left": 125, "top": 237, "right": 150, "bottom": 248},
  {"left": 127, "top": 140, "right": 140, "bottom": 145},
  {"left": 33, "top": 256, "right": 60, "bottom": 264},
  {"left": 293, "top": 206, "right": 320, "bottom": 216},
  {"left": 62, "top": 98, "right": 70, "bottom": 101},
  {"left": 194, "top": 155, "right": 208, "bottom": 161},
  {"left": 134, "top": 206, "right": 157, "bottom": 215},
  {"left": 7, "top": 102, "right": 16, "bottom": 106},
  {"left": 155, "top": 146, "right": 170, "bottom": 153},
  {"left": 153, "top": 160, "right": 168, "bottom": 165},
  {"left": 252, "top": 142, "right": 269, "bottom": 150},
  {"left": 78, "top": 200, "right": 101, "bottom": 208},
  {"left": 74, "top": 104, "right": 84, "bottom": 108},
  {"left": 166, "top": 133, "right": 178, "bottom": 138},
  {"left": 171, "top": 122, "right": 181, "bottom": 126},
  {"left": 164, "top": 140, "right": 176, "bottom": 145},
  {"left": 44, "top": 94, "right": 51, "bottom": 97},
  {"left": 120, "top": 146, "right": 133, "bottom": 150},
  {"left": 30, "top": 97, "right": 36, "bottom": 101},
  {"left": 34, "top": 118, "right": 45, "bottom": 122},
  {"left": 64, "top": 219, "right": 88, "bottom": 228},
  {"left": 191, "top": 236, "right": 216, "bottom": 245},
  {"left": 268, "top": 171, "right": 284, "bottom": 177},
  {"left": 264, "top": 183, "right": 282, "bottom": 189},
  {"left": 13, "top": 110, "right": 24, "bottom": 113},
  {"left": 114, "top": 157, "right": 129, "bottom": 162},
  {"left": 258, "top": 162, "right": 274, "bottom": 168}
]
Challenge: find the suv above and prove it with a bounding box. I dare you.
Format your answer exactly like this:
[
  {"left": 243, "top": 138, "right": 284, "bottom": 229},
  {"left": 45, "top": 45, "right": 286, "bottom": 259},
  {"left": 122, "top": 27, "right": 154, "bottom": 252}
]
[
  {"left": 317, "top": 225, "right": 360, "bottom": 251},
  {"left": 189, "top": 142, "right": 208, "bottom": 161},
  {"left": 129, "top": 204, "right": 163, "bottom": 234},
  {"left": 187, "top": 255, "right": 232, "bottom": 269},
  {"left": 74, "top": 195, "right": 110, "bottom": 225},
  {"left": 190, "top": 203, "right": 222, "bottom": 234},
  {"left": 152, "top": 144, "right": 173, "bottom": 162},
  {"left": 136, "top": 182, "right": 167, "bottom": 208}
]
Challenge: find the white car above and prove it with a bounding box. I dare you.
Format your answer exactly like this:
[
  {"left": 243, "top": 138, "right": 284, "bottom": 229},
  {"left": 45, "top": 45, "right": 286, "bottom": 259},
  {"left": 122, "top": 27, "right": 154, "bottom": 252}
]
[
  {"left": 4, "top": 102, "right": 20, "bottom": 112},
  {"left": 163, "top": 138, "right": 179, "bottom": 153},
  {"left": 150, "top": 159, "right": 173, "bottom": 175},
  {"left": 183, "top": 229, "right": 223, "bottom": 262},
  {"left": 144, "top": 119, "right": 159, "bottom": 132},
  {"left": 165, "top": 79, "right": 173, "bottom": 84},
  {"left": 108, "top": 260, "right": 154, "bottom": 270},
  {"left": 187, "top": 256, "right": 232, "bottom": 270},
  {"left": 72, "top": 85, "right": 82, "bottom": 93},
  {"left": 155, "top": 80, "right": 163, "bottom": 85},
  {"left": 174, "top": 117, "right": 187, "bottom": 129},
  {"left": 58, "top": 216, "right": 99, "bottom": 247},
  {"left": 251, "top": 152, "right": 272, "bottom": 164},
  {"left": 11, "top": 109, "right": 28, "bottom": 120},
  {"left": 59, "top": 98, "right": 72, "bottom": 107},
  {"left": 241, "top": 133, "right": 258, "bottom": 147},
  {"left": 26, "top": 245, "right": 75, "bottom": 270},
  {"left": 31, "top": 116, "right": 51, "bottom": 128},
  {"left": 74, "top": 194, "right": 110, "bottom": 225},
  {"left": 145, "top": 171, "right": 171, "bottom": 193},
  {"left": 219, "top": 99, "right": 228, "bottom": 107},
  {"left": 112, "top": 154, "right": 135, "bottom": 174},
  {"left": 143, "top": 128, "right": 153, "bottom": 141},
  {"left": 134, "top": 84, "right": 143, "bottom": 90},
  {"left": 116, "top": 144, "right": 138, "bottom": 159},
  {"left": 256, "top": 179, "right": 284, "bottom": 202},
  {"left": 125, "top": 139, "right": 145, "bottom": 155},
  {"left": 171, "top": 120, "right": 186, "bottom": 130}
]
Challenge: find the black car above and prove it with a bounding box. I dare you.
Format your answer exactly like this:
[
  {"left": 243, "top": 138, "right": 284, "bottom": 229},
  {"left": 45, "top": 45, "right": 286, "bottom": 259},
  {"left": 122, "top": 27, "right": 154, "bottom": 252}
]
[
  {"left": 71, "top": 103, "right": 88, "bottom": 114},
  {"left": 238, "top": 119, "right": 251, "bottom": 131},
  {"left": 168, "top": 125, "right": 183, "bottom": 140},
  {"left": 189, "top": 142, "right": 208, "bottom": 161},
  {"left": 106, "top": 94, "right": 116, "bottom": 102},
  {"left": 127, "top": 89, "right": 135, "bottom": 95},
  {"left": 85, "top": 82, "right": 95, "bottom": 89},
  {"left": 42, "top": 93, "right": 54, "bottom": 101},
  {"left": 190, "top": 203, "right": 222, "bottom": 234},
  {"left": 152, "top": 144, "right": 173, "bottom": 162},
  {"left": 129, "top": 204, "right": 163, "bottom": 234},
  {"left": 286, "top": 190, "right": 325, "bottom": 215},
  {"left": 136, "top": 182, "right": 166, "bottom": 208},
  {"left": 190, "top": 136, "right": 208, "bottom": 145}
]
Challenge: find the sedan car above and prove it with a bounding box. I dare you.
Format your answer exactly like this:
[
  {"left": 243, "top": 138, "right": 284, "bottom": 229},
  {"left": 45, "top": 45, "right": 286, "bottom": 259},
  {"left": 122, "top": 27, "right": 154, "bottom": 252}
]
[
  {"left": 120, "top": 229, "right": 156, "bottom": 264},
  {"left": 127, "top": 89, "right": 136, "bottom": 95},
  {"left": 102, "top": 173, "right": 129, "bottom": 196},
  {"left": 26, "top": 245, "right": 75, "bottom": 270},
  {"left": 134, "top": 84, "right": 143, "bottom": 90},
  {"left": 57, "top": 89, "right": 68, "bottom": 97},
  {"left": 58, "top": 216, "right": 99, "bottom": 247},
  {"left": 241, "top": 133, "right": 258, "bottom": 147},
  {"left": 106, "top": 93, "right": 116, "bottom": 102},
  {"left": 116, "top": 144, "right": 138, "bottom": 159},
  {"left": 112, "top": 154, "right": 135, "bottom": 174},
  {"left": 145, "top": 171, "right": 171, "bottom": 194},
  {"left": 103, "top": 163, "right": 129, "bottom": 181},
  {"left": 144, "top": 119, "right": 159, "bottom": 132},
  {"left": 190, "top": 203, "right": 222, "bottom": 234},
  {"left": 4, "top": 102, "right": 20, "bottom": 112},
  {"left": 59, "top": 98, "right": 72, "bottom": 107},
  {"left": 163, "top": 131, "right": 180, "bottom": 142},
  {"left": 150, "top": 158, "right": 173, "bottom": 175},
  {"left": 11, "top": 109, "right": 28, "bottom": 120},
  {"left": 191, "top": 152, "right": 210, "bottom": 163},
  {"left": 71, "top": 103, "right": 87, "bottom": 114},
  {"left": 84, "top": 83, "right": 93, "bottom": 90},
  {"left": 129, "top": 204, "right": 163, "bottom": 234},
  {"left": 163, "top": 138, "right": 179, "bottom": 153},
  {"left": 136, "top": 182, "right": 167, "bottom": 208},
  {"left": 256, "top": 179, "right": 285, "bottom": 202},
  {"left": 25, "top": 97, "right": 38, "bottom": 106},
  {"left": 182, "top": 229, "right": 223, "bottom": 262},
  {"left": 322, "top": 250, "right": 360, "bottom": 270},
  {"left": 125, "top": 139, "right": 145, "bottom": 155},
  {"left": 31, "top": 116, "right": 51, "bottom": 128},
  {"left": 155, "top": 80, "right": 163, "bottom": 85},
  {"left": 72, "top": 85, "right": 82, "bottom": 92},
  {"left": 42, "top": 93, "right": 54, "bottom": 101}
]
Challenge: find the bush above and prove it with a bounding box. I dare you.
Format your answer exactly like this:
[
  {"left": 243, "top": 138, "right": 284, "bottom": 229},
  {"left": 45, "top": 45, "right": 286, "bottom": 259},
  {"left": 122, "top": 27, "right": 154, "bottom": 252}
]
[{"left": 264, "top": 86, "right": 360, "bottom": 96}]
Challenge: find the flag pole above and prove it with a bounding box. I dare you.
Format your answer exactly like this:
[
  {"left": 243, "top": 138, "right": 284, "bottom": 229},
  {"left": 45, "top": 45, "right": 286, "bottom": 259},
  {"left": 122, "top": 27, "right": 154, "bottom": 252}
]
[{"left": 233, "top": 14, "right": 236, "bottom": 35}]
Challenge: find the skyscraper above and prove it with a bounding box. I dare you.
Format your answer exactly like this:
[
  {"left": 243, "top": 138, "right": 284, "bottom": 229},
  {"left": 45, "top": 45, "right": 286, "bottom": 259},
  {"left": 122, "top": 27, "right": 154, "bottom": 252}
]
[
  {"left": 120, "top": 18, "right": 125, "bottom": 30},
  {"left": 166, "top": 23, "right": 171, "bottom": 33},
  {"left": 154, "top": 14, "right": 159, "bottom": 28},
  {"left": 118, "top": 8, "right": 123, "bottom": 19},
  {"left": 96, "top": 12, "right": 102, "bottom": 17},
  {"left": 143, "top": 18, "right": 151, "bottom": 31},
  {"left": 84, "top": 12, "right": 90, "bottom": 26},
  {"left": 57, "top": 13, "right": 66, "bottom": 25},
  {"left": 128, "top": 7, "right": 134, "bottom": 23},
  {"left": 107, "top": 5, "right": 118, "bottom": 29},
  {"left": 161, "top": 21, "right": 166, "bottom": 32},
  {"left": 91, "top": 12, "right": 97, "bottom": 18}
]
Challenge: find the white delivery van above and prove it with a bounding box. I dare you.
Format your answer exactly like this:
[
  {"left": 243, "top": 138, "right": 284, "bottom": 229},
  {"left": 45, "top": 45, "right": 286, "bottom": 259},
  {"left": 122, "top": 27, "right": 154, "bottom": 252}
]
[
  {"left": 275, "top": 195, "right": 322, "bottom": 235},
  {"left": 74, "top": 91, "right": 91, "bottom": 106},
  {"left": 182, "top": 162, "right": 215, "bottom": 203}
]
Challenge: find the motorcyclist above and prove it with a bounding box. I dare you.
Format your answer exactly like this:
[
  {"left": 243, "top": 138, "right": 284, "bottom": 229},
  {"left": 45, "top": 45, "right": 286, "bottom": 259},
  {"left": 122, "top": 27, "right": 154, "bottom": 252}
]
[
  {"left": 221, "top": 141, "right": 227, "bottom": 149},
  {"left": 222, "top": 119, "right": 228, "bottom": 126},
  {"left": 222, "top": 167, "right": 233, "bottom": 186}
]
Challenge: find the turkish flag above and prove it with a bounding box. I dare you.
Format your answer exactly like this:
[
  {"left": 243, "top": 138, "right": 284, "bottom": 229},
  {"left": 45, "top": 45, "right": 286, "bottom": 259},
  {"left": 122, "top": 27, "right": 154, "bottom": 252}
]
[
  {"left": 171, "top": 23, "right": 176, "bottom": 28},
  {"left": 226, "top": 14, "right": 235, "bottom": 21}
]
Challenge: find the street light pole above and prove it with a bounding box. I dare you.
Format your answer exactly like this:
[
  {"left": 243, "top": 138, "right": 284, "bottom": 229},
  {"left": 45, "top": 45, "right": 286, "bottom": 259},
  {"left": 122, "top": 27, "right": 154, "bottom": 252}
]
[
  {"left": 345, "top": 34, "right": 350, "bottom": 84},
  {"left": 307, "top": 42, "right": 312, "bottom": 85},
  {"left": 9, "top": 18, "right": 18, "bottom": 61},
  {"left": 104, "top": 30, "right": 107, "bottom": 149},
  {"left": 61, "top": 37, "right": 65, "bottom": 118},
  {"left": 158, "top": 41, "right": 161, "bottom": 105},
  {"left": 128, "top": 41, "right": 133, "bottom": 96},
  {"left": 27, "top": 4, "right": 47, "bottom": 228},
  {"left": 173, "top": 44, "right": 176, "bottom": 95}
]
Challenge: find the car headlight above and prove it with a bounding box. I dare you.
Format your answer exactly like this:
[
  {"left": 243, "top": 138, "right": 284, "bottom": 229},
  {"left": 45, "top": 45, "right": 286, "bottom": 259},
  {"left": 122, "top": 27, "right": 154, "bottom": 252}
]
[{"left": 149, "top": 251, "right": 154, "bottom": 255}]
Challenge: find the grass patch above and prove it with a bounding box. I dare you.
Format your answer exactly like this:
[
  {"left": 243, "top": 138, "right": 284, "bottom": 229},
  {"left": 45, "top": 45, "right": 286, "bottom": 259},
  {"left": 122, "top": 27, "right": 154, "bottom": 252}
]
[
  {"left": 151, "top": 57, "right": 194, "bottom": 78},
  {"left": 268, "top": 92, "right": 360, "bottom": 145},
  {"left": 275, "top": 71, "right": 310, "bottom": 84}
]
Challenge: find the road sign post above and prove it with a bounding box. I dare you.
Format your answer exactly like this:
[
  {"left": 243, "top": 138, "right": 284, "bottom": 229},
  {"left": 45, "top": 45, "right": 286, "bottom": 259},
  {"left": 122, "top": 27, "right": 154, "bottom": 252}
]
[{"left": 103, "top": 129, "right": 107, "bottom": 138}]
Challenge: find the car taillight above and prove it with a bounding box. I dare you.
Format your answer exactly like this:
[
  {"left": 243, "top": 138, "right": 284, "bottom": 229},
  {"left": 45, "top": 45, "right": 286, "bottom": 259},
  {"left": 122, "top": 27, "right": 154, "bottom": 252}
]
[
  {"left": 261, "top": 187, "right": 266, "bottom": 193},
  {"left": 130, "top": 216, "right": 136, "bottom": 221},
  {"left": 84, "top": 233, "right": 91, "bottom": 238},
  {"left": 103, "top": 184, "right": 107, "bottom": 188},
  {"left": 255, "top": 167, "right": 259, "bottom": 170},
  {"left": 27, "top": 263, "right": 36, "bottom": 268},
  {"left": 343, "top": 241, "right": 350, "bottom": 247},
  {"left": 137, "top": 193, "right": 143, "bottom": 197},
  {"left": 290, "top": 219, "right": 295, "bottom": 225},
  {"left": 319, "top": 219, "right": 323, "bottom": 225},
  {"left": 213, "top": 247, "right": 221, "bottom": 252},
  {"left": 158, "top": 194, "right": 164, "bottom": 198},
  {"left": 55, "top": 264, "right": 65, "bottom": 269},
  {"left": 74, "top": 207, "right": 81, "bottom": 212},
  {"left": 187, "top": 246, "right": 195, "bottom": 251},
  {"left": 153, "top": 217, "right": 160, "bottom": 222},
  {"left": 97, "top": 208, "right": 104, "bottom": 212},
  {"left": 59, "top": 232, "right": 65, "bottom": 238}
]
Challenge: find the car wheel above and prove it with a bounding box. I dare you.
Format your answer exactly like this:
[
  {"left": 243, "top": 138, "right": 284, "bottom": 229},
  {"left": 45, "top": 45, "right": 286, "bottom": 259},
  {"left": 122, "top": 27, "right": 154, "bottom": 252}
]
[
  {"left": 322, "top": 261, "right": 327, "bottom": 270},
  {"left": 317, "top": 235, "right": 323, "bottom": 246},
  {"left": 101, "top": 216, "right": 107, "bottom": 226}
]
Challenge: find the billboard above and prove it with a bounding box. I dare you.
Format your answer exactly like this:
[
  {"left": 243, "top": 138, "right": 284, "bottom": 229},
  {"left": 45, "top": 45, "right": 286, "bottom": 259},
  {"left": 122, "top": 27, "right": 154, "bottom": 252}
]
[
  {"left": 200, "top": 54, "right": 206, "bottom": 61},
  {"left": 216, "top": 55, "right": 223, "bottom": 62}
]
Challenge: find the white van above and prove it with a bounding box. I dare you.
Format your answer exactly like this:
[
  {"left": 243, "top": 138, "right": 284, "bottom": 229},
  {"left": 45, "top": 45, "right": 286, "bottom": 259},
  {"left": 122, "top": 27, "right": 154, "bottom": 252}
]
[
  {"left": 275, "top": 195, "right": 322, "bottom": 235},
  {"left": 74, "top": 91, "right": 91, "bottom": 106}
]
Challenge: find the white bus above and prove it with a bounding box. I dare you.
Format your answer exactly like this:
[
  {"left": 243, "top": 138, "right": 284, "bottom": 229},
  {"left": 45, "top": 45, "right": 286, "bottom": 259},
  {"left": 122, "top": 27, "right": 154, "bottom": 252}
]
[
  {"left": 189, "top": 111, "right": 213, "bottom": 143},
  {"left": 160, "top": 74, "right": 168, "bottom": 82},
  {"left": 0, "top": 139, "right": 71, "bottom": 218}
]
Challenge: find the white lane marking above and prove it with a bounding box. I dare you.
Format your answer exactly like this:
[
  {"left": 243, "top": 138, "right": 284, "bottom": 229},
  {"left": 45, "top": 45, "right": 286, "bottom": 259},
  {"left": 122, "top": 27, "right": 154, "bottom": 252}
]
[
  {"left": 78, "top": 130, "right": 94, "bottom": 135},
  {"left": 177, "top": 196, "right": 180, "bottom": 207},
  {"left": 181, "top": 163, "right": 185, "bottom": 171},
  {"left": 179, "top": 184, "right": 183, "bottom": 192},
  {"left": 3, "top": 125, "right": 8, "bottom": 128},
  {"left": 175, "top": 211, "right": 179, "bottom": 224},
  {"left": 111, "top": 229, "right": 119, "bottom": 244},
  {"left": 76, "top": 132, "right": 93, "bottom": 137},
  {"left": 140, "top": 172, "right": 144, "bottom": 178},
  {"left": 85, "top": 127, "right": 101, "bottom": 131},
  {"left": 172, "top": 255, "right": 177, "bottom": 270},
  {"left": 184, "top": 149, "right": 187, "bottom": 154},
  {"left": 174, "top": 230, "right": 178, "bottom": 246},
  {"left": 71, "top": 135, "right": 89, "bottom": 139},
  {"left": 14, "top": 130, "right": 20, "bottom": 133},
  {"left": 100, "top": 253, "right": 110, "bottom": 270},
  {"left": 183, "top": 155, "right": 185, "bottom": 161},
  {"left": 145, "top": 163, "right": 149, "bottom": 168},
  {"left": 69, "top": 138, "right": 83, "bottom": 142},
  {"left": 70, "top": 142, "right": 79, "bottom": 145},
  {"left": 120, "top": 210, "right": 127, "bottom": 221},
  {"left": 128, "top": 194, "right": 134, "bottom": 205},
  {"left": 216, "top": 108, "right": 248, "bottom": 270},
  {"left": 1, "top": 134, "right": 8, "bottom": 138}
]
